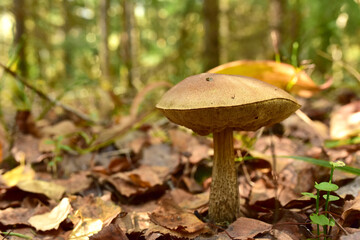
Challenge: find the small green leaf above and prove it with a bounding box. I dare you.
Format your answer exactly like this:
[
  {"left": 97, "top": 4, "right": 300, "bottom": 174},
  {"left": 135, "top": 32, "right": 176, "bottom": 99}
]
[
  {"left": 60, "top": 145, "right": 74, "bottom": 152},
  {"left": 323, "top": 194, "right": 340, "bottom": 201},
  {"left": 330, "top": 161, "right": 345, "bottom": 168},
  {"left": 45, "top": 140, "right": 55, "bottom": 145},
  {"left": 329, "top": 218, "right": 335, "bottom": 227},
  {"left": 302, "top": 192, "right": 317, "bottom": 199},
  {"left": 315, "top": 182, "right": 339, "bottom": 191},
  {"left": 310, "top": 213, "right": 330, "bottom": 226}
]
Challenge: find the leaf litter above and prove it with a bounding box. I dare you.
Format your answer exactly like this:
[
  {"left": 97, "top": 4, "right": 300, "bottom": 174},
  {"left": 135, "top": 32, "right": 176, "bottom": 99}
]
[{"left": 0, "top": 86, "right": 360, "bottom": 240}]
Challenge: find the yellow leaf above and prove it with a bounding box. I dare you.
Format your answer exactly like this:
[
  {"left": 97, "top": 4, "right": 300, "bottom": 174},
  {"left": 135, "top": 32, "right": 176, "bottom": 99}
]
[
  {"left": 28, "top": 198, "right": 72, "bottom": 231},
  {"left": 17, "top": 179, "right": 66, "bottom": 200},
  {"left": 208, "top": 60, "right": 328, "bottom": 97},
  {"left": 2, "top": 152, "right": 35, "bottom": 187}
]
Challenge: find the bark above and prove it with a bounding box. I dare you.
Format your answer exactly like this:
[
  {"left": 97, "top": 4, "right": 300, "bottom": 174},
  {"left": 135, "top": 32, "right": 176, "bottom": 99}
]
[
  {"left": 62, "top": 0, "right": 73, "bottom": 78},
  {"left": 13, "top": 0, "right": 27, "bottom": 77},
  {"left": 122, "top": 0, "right": 138, "bottom": 90},
  {"left": 209, "top": 128, "right": 240, "bottom": 224},
  {"left": 269, "top": 0, "right": 285, "bottom": 57},
  {"left": 203, "top": 0, "right": 220, "bottom": 71},
  {"left": 99, "top": 0, "right": 111, "bottom": 90},
  {"left": 219, "top": 0, "right": 229, "bottom": 63}
]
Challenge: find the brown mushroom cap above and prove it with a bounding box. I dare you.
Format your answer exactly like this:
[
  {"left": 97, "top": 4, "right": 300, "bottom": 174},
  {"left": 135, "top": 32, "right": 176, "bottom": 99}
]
[{"left": 156, "top": 73, "right": 301, "bottom": 135}]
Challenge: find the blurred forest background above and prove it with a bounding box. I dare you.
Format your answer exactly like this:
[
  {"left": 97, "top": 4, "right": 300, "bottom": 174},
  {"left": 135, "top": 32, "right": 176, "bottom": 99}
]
[{"left": 0, "top": 0, "right": 360, "bottom": 126}]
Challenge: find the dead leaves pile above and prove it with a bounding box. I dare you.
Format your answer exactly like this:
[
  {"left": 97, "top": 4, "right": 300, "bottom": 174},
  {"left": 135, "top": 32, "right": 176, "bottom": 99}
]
[{"left": 0, "top": 99, "right": 360, "bottom": 239}]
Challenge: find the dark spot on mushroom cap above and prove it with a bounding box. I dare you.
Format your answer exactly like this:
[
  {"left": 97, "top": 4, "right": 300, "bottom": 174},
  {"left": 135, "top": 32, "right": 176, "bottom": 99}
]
[{"left": 206, "top": 77, "right": 213, "bottom": 82}]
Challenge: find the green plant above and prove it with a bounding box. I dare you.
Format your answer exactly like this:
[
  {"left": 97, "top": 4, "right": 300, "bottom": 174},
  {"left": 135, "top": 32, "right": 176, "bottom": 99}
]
[
  {"left": 45, "top": 135, "right": 75, "bottom": 174},
  {"left": 301, "top": 161, "right": 345, "bottom": 240}
]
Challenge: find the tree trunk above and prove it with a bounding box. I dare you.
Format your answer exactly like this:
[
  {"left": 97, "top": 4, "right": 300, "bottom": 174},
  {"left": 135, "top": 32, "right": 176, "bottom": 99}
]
[
  {"left": 269, "top": 0, "right": 285, "bottom": 58},
  {"left": 13, "top": 0, "right": 27, "bottom": 77},
  {"left": 203, "top": 0, "right": 220, "bottom": 71},
  {"left": 62, "top": 0, "right": 73, "bottom": 79},
  {"left": 219, "top": 0, "right": 229, "bottom": 63},
  {"left": 122, "top": 0, "right": 139, "bottom": 90},
  {"left": 99, "top": 0, "right": 112, "bottom": 90}
]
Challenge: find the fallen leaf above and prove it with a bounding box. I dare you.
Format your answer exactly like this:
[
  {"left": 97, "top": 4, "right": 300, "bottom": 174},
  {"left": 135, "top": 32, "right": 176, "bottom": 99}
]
[
  {"left": 115, "top": 210, "right": 151, "bottom": 234},
  {"left": 330, "top": 101, "right": 360, "bottom": 139},
  {"left": 219, "top": 217, "right": 272, "bottom": 239},
  {"left": 2, "top": 157, "right": 35, "bottom": 187},
  {"left": 342, "top": 193, "right": 360, "bottom": 227},
  {"left": 70, "top": 195, "right": 121, "bottom": 224},
  {"left": 40, "top": 120, "right": 78, "bottom": 137},
  {"left": 110, "top": 165, "right": 168, "bottom": 197},
  {"left": 28, "top": 197, "right": 72, "bottom": 231},
  {"left": 16, "top": 179, "right": 65, "bottom": 200},
  {"left": 168, "top": 129, "right": 210, "bottom": 164},
  {"left": 141, "top": 143, "right": 179, "bottom": 172},
  {"left": 11, "top": 134, "right": 42, "bottom": 163},
  {"left": 70, "top": 218, "right": 103, "bottom": 240},
  {"left": 69, "top": 195, "right": 121, "bottom": 239},
  {"left": 149, "top": 198, "right": 206, "bottom": 234},
  {"left": 0, "top": 205, "right": 48, "bottom": 226},
  {"left": 208, "top": 60, "right": 327, "bottom": 97},
  {"left": 340, "top": 231, "right": 360, "bottom": 240},
  {"left": 89, "top": 223, "right": 128, "bottom": 240},
  {"left": 54, "top": 171, "right": 93, "bottom": 194}
]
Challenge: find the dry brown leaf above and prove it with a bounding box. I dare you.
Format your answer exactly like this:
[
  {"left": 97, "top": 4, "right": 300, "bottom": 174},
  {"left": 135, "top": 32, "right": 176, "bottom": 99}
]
[
  {"left": 169, "top": 129, "right": 210, "bottom": 164},
  {"left": 110, "top": 165, "right": 168, "bottom": 197},
  {"left": 16, "top": 179, "right": 65, "bottom": 200},
  {"left": 69, "top": 195, "right": 121, "bottom": 239},
  {"left": 54, "top": 171, "right": 92, "bottom": 194},
  {"left": 178, "top": 191, "right": 209, "bottom": 210},
  {"left": 141, "top": 143, "right": 179, "bottom": 172},
  {"left": 11, "top": 134, "right": 42, "bottom": 163},
  {"left": 342, "top": 193, "right": 360, "bottom": 227},
  {"left": 149, "top": 198, "right": 206, "bottom": 234},
  {"left": 220, "top": 217, "right": 272, "bottom": 239},
  {"left": 89, "top": 223, "right": 128, "bottom": 240},
  {"left": 146, "top": 221, "right": 210, "bottom": 239},
  {"left": 330, "top": 101, "right": 360, "bottom": 139},
  {"left": 70, "top": 195, "right": 121, "bottom": 224},
  {"left": 0, "top": 205, "right": 48, "bottom": 226},
  {"left": 28, "top": 197, "right": 72, "bottom": 231},
  {"left": 115, "top": 211, "right": 151, "bottom": 234},
  {"left": 340, "top": 230, "right": 360, "bottom": 240},
  {"left": 40, "top": 120, "right": 78, "bottom": 137}
]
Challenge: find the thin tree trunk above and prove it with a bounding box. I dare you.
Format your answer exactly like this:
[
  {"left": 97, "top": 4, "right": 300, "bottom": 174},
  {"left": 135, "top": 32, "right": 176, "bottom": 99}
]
[
  {"left": 269, "top": 0, "right": 285, "bottom": 58},
  {"left": 122, "top": 0, "right": 139, "bottom": 90},
  {"left": 219, "top": 0, "right": 229, "bottom": 63},
  {"left": 13, "top": 0, "right": 27, "bottom": 77},
  {"left": 203, "top": 0, "right": 220, "bottom": 71},
  {"left": 62, "top": 0, "right": 73, "bottom": 79},
  {"left": 99, "top": 0, "right": 111, "bottom": 90}
]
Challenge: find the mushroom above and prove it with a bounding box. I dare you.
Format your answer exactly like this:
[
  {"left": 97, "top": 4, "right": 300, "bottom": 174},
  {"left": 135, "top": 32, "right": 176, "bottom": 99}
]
[{"left": 156, "top": 73, "right": 301, "bottom": 224}]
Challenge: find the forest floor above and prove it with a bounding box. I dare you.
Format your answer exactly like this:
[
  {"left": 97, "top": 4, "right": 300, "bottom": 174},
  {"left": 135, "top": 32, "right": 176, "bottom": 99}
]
[{"left": 0, "top": 89, "right": 360, "bottom": 240}]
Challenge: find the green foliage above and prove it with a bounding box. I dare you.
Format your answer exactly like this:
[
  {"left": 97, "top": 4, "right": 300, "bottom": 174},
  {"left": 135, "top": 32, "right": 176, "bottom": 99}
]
[
  {"left": 45, "top": 135, "right": 75, "bottom": 175},
  {"left": 281, "top": 156, "right": 360, "bottom": 176},
  {"left": 301, "top": 161, "right": 344, "bottom": 239},
  {"left": 315, "top": 182, "right": 339, "bottom": 192}
]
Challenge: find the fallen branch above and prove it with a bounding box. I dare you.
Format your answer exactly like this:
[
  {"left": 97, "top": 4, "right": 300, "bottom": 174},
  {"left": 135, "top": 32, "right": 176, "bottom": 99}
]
[{"left": 0, "top": 62, "right": 101, "bottom": 125}]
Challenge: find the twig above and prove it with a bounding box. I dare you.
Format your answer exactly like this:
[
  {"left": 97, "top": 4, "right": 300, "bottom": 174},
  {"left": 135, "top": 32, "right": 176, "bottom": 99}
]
[
  {"left": 317, "top": 50, "right": 360, "bottom": 83},
  {"left": 0, "top": 62, "right": 101, "bottom": 125},
  {"left": 1, "top": 231, "right": 33, "bottom": 239},
  {"left": 328, "top": 213, "right": 349, "bottom": 235}
]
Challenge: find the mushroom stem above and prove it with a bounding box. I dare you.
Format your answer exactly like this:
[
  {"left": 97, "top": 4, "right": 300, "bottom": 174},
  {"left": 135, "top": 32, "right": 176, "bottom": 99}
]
[{"left": 209, "top": 128, "right": 240, "bottom": 224}]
